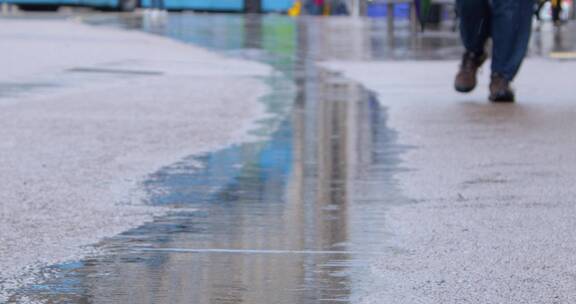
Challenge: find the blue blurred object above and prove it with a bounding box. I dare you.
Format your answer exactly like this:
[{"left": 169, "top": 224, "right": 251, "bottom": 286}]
[
  {"left": 7, "top": 0, "right": 136, "bottom": 11},
  {"left": 140, "top": 0, "right": 295, "bottom": 11},
  {"left": 262, "top": 0, "right": 294, "bottom": 12},
  {"left": 6, "top": 0, "right": 295, "bottom": 12},
  {"left": 367, "top": 2, "right": 411, "bottom": 18}
]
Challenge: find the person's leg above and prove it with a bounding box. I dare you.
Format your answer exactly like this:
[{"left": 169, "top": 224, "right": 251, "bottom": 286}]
[
  {"left": 456, "top": 0, "right": 491, "bottom": 55},
  {"left": 552, "top": 0, "right": 562, "bottom": 24},
  {"left": 454, "top": 0, "right": 491, "bottom": 93},
  {"left": 491, "top": 0, "right": 535, "bottom": 81}
]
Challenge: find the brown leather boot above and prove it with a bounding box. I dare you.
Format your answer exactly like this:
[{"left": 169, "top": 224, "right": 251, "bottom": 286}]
[
  {"left": 454, "top": 51, "right": 487, "bottom": 93},
  {"left": 489, "top": 73, "right": 515, "bottom": 103}
]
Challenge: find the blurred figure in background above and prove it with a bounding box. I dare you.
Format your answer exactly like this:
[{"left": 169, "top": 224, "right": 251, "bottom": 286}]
[
  {"left": 306, "top": 0, "right": 325, "bottom": 15},
  {"left": 454, "top": 0, "right": 535, "bottom": 102},
  {"left": 536, "top": 0, "right": 564, "bottom": 25},
  {"left": 551, "top": 0, "right": 563, "bottom": 25},
  {"left": 332, "top": 0, "right": 349, "bottom": 15},
  {"left": 289, "top": 0, "right": 303, "bottom": 16},
  {"left": 305, "top": 0, "right": 348, "bottom": 15}
]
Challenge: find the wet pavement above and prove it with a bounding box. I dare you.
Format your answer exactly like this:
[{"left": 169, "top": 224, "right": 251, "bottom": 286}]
[
  {"left": 6, "top": 14, "right": 412, "bottom": 303},
  {"left": 10, "top": 77, "right": 406, "bottom": 303},
  {"left": 5, "top": 13, "right": 576, "bottom": 303}
]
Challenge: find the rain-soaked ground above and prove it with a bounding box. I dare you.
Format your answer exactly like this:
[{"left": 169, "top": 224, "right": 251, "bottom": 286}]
[{"left": 7, "top": 13, "right": 576, "bottom": 303}]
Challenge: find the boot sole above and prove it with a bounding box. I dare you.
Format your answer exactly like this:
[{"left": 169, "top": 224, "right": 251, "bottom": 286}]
[
  {"left": 489, "top": 92, "right": 515, "bottom": 103},
  {"left": 455, "top": 84, "right": 475, "bottom": 93}
]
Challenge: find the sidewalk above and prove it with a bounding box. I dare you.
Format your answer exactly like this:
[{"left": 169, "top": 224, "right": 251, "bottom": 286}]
[
  {"left": 2, "top": 13, "right": 576, "bottom": 303},
  {"left": 0, "top": 18, "right": 270, "bottom": 298},
  {"left": 324, "top": 55, "right": 576, "bottom": 303}
]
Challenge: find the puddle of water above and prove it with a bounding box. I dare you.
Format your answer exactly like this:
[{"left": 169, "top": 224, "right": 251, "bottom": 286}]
[
  {"left": 66, "top": 67, "right": 164, "bottom": 75},
  {"left": 8, "top": 14, "right": 415, "bottom": 304},
  {"left": 0, "top": 66, "right": 163, "bottom": 102},
  {"left": 0, "top": 82, "right": 58, "bottom": 98},
  {"left": 12, "top": 78, "right": 405, "bottom": 304}
]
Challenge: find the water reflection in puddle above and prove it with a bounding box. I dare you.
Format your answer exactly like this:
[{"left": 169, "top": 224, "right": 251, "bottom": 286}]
[{"left": 10, "top": 14, "right": 413, "bottom": 304}]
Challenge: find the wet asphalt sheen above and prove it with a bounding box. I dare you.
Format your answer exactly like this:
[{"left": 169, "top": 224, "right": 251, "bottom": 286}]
[{"left": 8, "top": 13, "right": 576, "bottom": 304}]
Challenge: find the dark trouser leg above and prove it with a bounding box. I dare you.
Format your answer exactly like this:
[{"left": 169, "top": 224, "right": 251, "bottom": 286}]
[
  {"left": 456, "top": 0, "right": 491, "bottom": 55},
  {"left": 491, "top": 0, "right": 535, "bottom": 81},
  {"left": 552, "top": 0, "right": 562, "bottom": 22}
]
